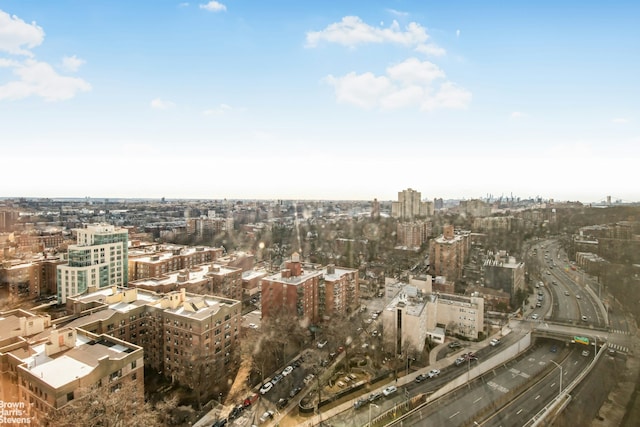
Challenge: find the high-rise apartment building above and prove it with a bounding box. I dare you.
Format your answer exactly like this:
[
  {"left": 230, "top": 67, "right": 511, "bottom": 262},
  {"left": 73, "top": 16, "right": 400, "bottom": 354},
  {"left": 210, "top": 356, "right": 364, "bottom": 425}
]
[
  {"left": 0, "top": 309, "right": 143, "bottom": 425},
  {"left": 429, "top": 225, "right": 469, "bottom": 281},
  {"left": 64, "top": 286, "right": 241, "bottom": 399},
  {"left": 396, "top": 220, "right": 432, "bottom": 249},
  {"left": 57, "top": 224, "right": 129, "bottom": 303},
  {"left": 391, "top": 188, "right": 433, "bottom": 220}
]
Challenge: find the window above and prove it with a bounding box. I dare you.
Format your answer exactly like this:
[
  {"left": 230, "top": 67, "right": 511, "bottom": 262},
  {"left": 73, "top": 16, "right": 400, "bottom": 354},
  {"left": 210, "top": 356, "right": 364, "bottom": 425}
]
[{"left": 67, "top": 391, "right": 74, "bottom": 402}]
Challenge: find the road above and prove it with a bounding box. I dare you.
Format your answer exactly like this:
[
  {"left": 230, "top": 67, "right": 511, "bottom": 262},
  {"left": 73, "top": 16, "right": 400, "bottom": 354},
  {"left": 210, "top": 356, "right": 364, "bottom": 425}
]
[{"left": 394, "top": 342, "right": 567, "bottom": 427}]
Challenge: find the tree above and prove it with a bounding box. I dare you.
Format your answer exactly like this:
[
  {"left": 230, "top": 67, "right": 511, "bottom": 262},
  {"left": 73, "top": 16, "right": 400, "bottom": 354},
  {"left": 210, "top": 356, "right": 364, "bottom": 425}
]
[{"left": 44, "top": 378, "right": 160, "bottom": 427}]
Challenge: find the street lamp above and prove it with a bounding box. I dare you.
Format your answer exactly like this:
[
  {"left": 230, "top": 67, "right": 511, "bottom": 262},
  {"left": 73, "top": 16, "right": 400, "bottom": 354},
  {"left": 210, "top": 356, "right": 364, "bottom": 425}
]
[
  {"left": 549, "top": 360, "right": 563, "bottom": 399},
  {"left": 368, "top": 403, "right": 379, "bottom": 427}
]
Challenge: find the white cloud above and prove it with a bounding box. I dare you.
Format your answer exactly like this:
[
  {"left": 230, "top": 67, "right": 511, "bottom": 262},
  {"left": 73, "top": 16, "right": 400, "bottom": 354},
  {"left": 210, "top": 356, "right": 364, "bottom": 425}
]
[
  {"left": 150, "top": 98, "right": 175, "bottom": 110},
  {"left": 456, "top": 29, "right": 460, "bottom": 38},
  {"left": 414, "top": 43, "right": 446, "bottom": 56},
  {"left": 199, "top": 1, "right": 226, "bottom": 12},
  {"left": 178, "top": 2, "right": 190, "bottom": 7},
  {"left": 0, "top": 9, "right": 45, "bottom": 56},
  {"left": 324, "top": 57, "right": 471, "bottom": 112},
  {"left": 387, "top": 57, "right": 445, "bottom": 84},
  {"left": 387, "top": 9, "right": 409, "bottom": 17},
  {"left": 611, "top": 117, "right": 628, "bottom": 124},
  {"left": 203, "top": 103, "right": 233, "bottom": 115},
  {"left": 325, "top": 72, "right": 391, "bottom": 109},
  {"left": 0, "top": 59, "right": 91, "bottom": 101},
  {"left": 61, "top": 55, "right": 85, "bottom": 72},
  {"left": 306, "top": 16, "right": 445, "bottom": 57},
  {"left": 510, "top": 111, "right": 527, "bottom": 119},
  {"left": 306, "top": 16, "right": 429, "bottom": 48}
]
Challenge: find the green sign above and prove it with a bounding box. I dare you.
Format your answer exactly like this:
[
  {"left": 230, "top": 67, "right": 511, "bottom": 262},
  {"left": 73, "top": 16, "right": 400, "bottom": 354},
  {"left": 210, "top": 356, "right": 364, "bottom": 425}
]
[{"left": 574, "top": 336, "right": 590, "bottom": 345}]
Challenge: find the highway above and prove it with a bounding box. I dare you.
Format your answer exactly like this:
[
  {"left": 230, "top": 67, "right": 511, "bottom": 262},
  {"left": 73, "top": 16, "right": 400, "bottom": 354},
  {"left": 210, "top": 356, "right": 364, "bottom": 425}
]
[{"left": 390, "top": 342, "right": 572, "bottom": 427}]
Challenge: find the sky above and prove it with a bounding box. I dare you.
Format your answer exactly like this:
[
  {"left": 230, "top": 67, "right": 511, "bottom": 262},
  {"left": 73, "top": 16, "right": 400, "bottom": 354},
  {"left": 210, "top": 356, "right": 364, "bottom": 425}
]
[{"left": 1, "top": 1, "right": 639, "bottom": 203}]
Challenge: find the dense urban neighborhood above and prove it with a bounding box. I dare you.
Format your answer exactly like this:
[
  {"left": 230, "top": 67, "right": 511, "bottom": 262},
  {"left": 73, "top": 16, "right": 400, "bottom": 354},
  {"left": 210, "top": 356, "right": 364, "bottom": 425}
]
[{"left": 1, "top": 192, "right": 639, "bottom": 426}]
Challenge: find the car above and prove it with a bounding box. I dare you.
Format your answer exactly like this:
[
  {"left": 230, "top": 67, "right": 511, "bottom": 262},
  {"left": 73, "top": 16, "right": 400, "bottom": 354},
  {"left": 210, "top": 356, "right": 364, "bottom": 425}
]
[
  {"left": 415, "top": 373, "right": 428, "bottom": 383},
  {"left": 337, "top": 346, "right": 344, "bottom": 353},
  {"left": 383, "top": 385, "right": 398, "bottom": 396},
  {"left": 276, "top": 397, "right": 288, "bottom": 409},
  {"left": 536, "top": 302, "right": 542, "bottom": 308},
  {"left": 552, "top": 281, "right": 557, "bottom": 285},
  {"left": 248, "top": 323, "right": 258, "bottom": 329},
  {"left": 329, "top": 351, "right": 337, "bottom": 360},
  {"left": 212, "top": 419, "right": 227, "bottom": 427},
  {"left": 455, "top": 357, "right": 466, "bottom": 366},
  {"left": 282, "top": 365, "right": 293, "bottom": 376},
  {"left": 259, "top": 410, "right": 275, "bottom": 423},
  {"left": 564, "top": 291, "right": 570, "bottom": 296},
  {"left": 531, "top": 314, "right": 539, "bottom": 320},
  {"left": 292, "top": 359, "right": 302, "bottom": 368},
  {"left": 289, "top": 386, "right": 302, "bottom": 398},
  {"left": 368, "top": 392, "right": 383, "bottom": 402},
  {"left": 576, "top": 295, "right": 581, "bottom": 299},
  {"left": 371, "top": 330, "right": 379, "bottom": 337},
  {"left": 428, "top": 369, "right": 441, "bottom": 378},
  {"left": 550, "top": 345, "right": 558, "bottom": 353},
  {"left": 243, "top": 393, "right": 258, "bottom": 407},
  {"left": 581, "top": 315, "right": 588, "bottom": 321},
  {"left": 271, "top": 374, "right": 283, "bottom": 384},
  {"left": 303, "top": 373, "right": 315, "bottom": 384},
  {"left": 354, "top": 397, "right": 368, "bottom": 409},
  {"left": 490, "top": 338, "right": 501, "bottom": 346},
  {"left": 608, "top": 348, "right": 616, "bottom": 357},
  {"left": 229, "top": 405, "right": 244, "bottom": 420},
  {"left": 582, "top": 350, "right": 590, "bottom": 357},
  {"left": 259, "top": 382, "right": 273, "bottom": 394},
  {"left": 448, "top": 341, "right": 462, "bottom": 349},
  {"left": 317, "top": 340, "right": 328, "bottom": 348}
]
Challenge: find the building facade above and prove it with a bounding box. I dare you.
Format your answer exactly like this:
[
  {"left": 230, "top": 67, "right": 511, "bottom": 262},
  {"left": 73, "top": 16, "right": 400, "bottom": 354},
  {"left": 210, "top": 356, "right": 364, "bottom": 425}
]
[
  {"left": 57, "top": 224, "right": 129, "bottom": 303},
  {"left": 391, "top": 188, "right": 433, "bottom": 220},
  {"left": 0, "top": 309, "right": 143, "bottom": 425},
  {"left": 64, "top": 286, "right": 241, "bottom": 398},
  {"left": 429, "top": 225, "right": 469, "bottom": 281}
]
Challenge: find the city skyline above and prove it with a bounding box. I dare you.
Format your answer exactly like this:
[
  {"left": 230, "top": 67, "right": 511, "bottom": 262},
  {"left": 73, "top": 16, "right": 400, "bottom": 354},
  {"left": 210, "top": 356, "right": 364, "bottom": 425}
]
[{"left": 1, "top": 1, "right": 639, "bottom": 203}]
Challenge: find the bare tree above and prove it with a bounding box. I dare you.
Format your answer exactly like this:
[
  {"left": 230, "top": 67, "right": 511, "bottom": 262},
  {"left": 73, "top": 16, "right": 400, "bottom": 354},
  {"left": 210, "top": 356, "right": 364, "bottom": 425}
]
[{"left": 44, "top": 378, "right": 159, "bottom": 427}]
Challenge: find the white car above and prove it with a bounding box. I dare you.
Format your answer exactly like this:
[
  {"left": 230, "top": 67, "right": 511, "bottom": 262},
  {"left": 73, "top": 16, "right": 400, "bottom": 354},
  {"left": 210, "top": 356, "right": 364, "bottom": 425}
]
[
  {"left": 259, "top": 382, "right": 273, "bottom": 395},
  {"left": 317, "top": 340, "right": 328, "bottom": 348},
  {"left": 428, "top": 369, "right": 440, "bottom": 378},
  {"left": 259, "top": 410, "right": 275, "bottom": 423},
  {"left": 282, "top": 365, "right": 293, "bottom": 376},
  {"left": 382, "top": 385, "right": 397, "bottom": 396},
  {"left": 531, "top": 314, "right": 539, "bottom": 320},
  {"left": 490, "top": 338, "right": 501, "bottom": 346}
]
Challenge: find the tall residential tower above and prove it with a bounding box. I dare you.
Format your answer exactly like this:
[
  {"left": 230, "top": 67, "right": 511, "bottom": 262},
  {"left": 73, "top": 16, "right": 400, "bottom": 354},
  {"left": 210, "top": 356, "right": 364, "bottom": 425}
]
[{"left": 57, "top": 224, "right": 129, "bottom": 303}]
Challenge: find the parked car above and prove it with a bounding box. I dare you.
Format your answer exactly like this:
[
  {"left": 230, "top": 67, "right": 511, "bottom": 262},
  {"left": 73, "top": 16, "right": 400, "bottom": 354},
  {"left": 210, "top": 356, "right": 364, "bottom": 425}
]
[
  {"left": 455, "top": 357, "right": 466, "bottom": 366},
  {"left": 531, "top": 314, "right": 539, "bottom": 320},
  {"left": 243, "top": 393, "right": 258, "bottom": 407},
  {"left": 212, "top": 419, "right": 227, "bottom": 427},
  {"left": 490, "top": 338, "right": 501, "bottom": 346},
  {"left": 383, "top": 385, "right": 397, "bottom": 396},
  {"left": 317, "top": 340, "right": 328, "bottom": 348},
  {"left": 259, "top": 410, "right": 275, "bottom": 423},
  {"left": 282, "top": 365, "right": 293, "bottom": 376},
  {"left": 303, "top": 373, "right": 315, "bottom": 384},
  {"left": 581, "top": 315, "right": 588, "bottom": 321},
  {"left": 428, "top": 369, "right": 441, "bottom": 378},
  {"left": 276, "top": 398, "right": 288, "bottom": 409},
  {"left": 582, "top": 350, "right": 590, "bottom": 357},
  {"left": 448, "top": 341, "right": 462, "bottom": 349},
  {"left": 259, "top": 382, "right": 273, "bottom": 394},
  {"left": 289, "top": 386, "right": 302, "bottom": 398}
]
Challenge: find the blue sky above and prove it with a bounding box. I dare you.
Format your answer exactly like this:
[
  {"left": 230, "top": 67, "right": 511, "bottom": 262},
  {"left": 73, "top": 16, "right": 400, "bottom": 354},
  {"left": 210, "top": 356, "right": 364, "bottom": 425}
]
[{"left": 1, "top": 1, "right": 638, "bottom": 203}]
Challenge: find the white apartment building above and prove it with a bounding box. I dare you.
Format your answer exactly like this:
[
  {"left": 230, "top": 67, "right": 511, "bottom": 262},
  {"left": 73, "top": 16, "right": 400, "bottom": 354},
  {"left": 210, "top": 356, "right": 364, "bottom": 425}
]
[{"left": 57, "top": 224, "right": 129, "bottom": 303}]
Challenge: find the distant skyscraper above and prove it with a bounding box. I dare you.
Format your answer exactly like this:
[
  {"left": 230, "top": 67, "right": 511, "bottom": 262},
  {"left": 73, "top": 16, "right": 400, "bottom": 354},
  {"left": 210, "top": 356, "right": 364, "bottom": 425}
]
[
  {"left": 371, "top": 198, "right": 380, "bottom": 219},
  {"left": 391, "top": 188, "right": 433, "bottom": 219},
  {"left": 57, "top": 224, "right": 128, "bottom": 303}
]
